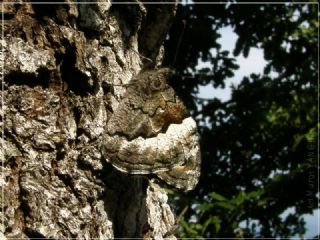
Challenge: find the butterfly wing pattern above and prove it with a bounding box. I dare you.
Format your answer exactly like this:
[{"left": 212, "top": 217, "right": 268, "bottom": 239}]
[{"left": 101, "top": 68, "right": 201, "bottom": 191}]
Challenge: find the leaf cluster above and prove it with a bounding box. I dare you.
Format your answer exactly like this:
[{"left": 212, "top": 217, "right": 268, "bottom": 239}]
[{"left": 164, "top": 3, "right": 318, "bottom": 238}]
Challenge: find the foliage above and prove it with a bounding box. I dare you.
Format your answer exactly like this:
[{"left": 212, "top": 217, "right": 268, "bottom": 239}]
[{"left": 163, "top": 2, "right": 318, "bottom": 238}]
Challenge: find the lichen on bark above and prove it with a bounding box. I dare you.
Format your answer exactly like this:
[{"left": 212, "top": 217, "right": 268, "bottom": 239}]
[{"left": 0, "top": 1, "right": 198, "bottom": 239}]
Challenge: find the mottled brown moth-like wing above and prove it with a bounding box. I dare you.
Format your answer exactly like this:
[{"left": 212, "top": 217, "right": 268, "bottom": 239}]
[
  {"left": 157, "top": 118, "right": 201, "bottom": 191},
  {"left": 102, "top": 69, "right": 201, "bottom": 191}
]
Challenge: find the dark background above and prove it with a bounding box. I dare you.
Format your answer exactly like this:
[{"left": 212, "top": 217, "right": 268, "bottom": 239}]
[{"left": 163, "top": 2, "right": 318, "bottom": 238}]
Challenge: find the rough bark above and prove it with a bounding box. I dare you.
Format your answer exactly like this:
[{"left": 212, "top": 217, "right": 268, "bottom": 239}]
[{"left": 0, "top": 1, "right": 200, "bottom": 239}]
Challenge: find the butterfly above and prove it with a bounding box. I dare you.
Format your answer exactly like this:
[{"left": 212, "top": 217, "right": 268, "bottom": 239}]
[{"left": 101, "top": 68, "right": 201, "bottom": 191}]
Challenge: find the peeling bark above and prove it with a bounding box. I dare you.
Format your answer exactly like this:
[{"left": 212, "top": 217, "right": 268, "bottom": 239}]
[{"left": 1, "top": 1, "right": 198, "bottom": 239}]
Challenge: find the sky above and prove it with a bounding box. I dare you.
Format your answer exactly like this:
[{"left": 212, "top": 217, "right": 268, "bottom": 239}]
[
  {"left": 197, "top": 26, "right": 268, "bottom": 101},
  {"left": 197, "top": 26, "right": 319, "bottom": 238}
]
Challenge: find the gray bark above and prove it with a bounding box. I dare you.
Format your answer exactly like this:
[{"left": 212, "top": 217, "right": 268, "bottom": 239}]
[{"left": 0, "top": 1, "right": 199, "bottom": 239}]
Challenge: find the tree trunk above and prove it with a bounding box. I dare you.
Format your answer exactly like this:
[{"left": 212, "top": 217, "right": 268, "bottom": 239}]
[{"left": 1, "top": 1, "right": 200, "bottom": 239}]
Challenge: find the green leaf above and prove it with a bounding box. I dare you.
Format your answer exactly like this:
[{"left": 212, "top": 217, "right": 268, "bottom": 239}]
[
  {"left": 209, "top": 192, "right": 227, "bottom": 201},
  {"left": 212, "top": 216, "right": 222, "bottom": 233},
  {"left": 215, "top": 201, "right": 235, "bottom": 211},
  {"left": 199, "top": 203, "right": 214, "bottom": 215},
  {"left": 293, "top": 134, "right": 305, "bottom": 150},
  {"left": 230, "top": 192, "right": 246, "bottom": 206},
  {"left": 246, "top": 190, "right": 263, "bottom": 199}
]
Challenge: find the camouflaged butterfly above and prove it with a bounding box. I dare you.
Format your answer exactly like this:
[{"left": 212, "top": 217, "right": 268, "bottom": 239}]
[{"left": 101, "top": 68, "right": 201, "bottom": 191}]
